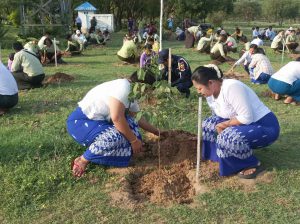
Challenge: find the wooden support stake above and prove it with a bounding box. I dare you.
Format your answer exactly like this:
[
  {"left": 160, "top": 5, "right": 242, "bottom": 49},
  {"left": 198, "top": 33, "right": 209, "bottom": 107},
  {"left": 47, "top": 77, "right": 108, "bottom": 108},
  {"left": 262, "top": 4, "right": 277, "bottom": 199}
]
[
  {"left": 54, "top": 38, "right": 58, "bottom": 67},
  {"left": 196, "top": 97, "right": 202, "bottom": 183},
  {"left": 168, "top": 48, "right": 171, "bottom": 84}
]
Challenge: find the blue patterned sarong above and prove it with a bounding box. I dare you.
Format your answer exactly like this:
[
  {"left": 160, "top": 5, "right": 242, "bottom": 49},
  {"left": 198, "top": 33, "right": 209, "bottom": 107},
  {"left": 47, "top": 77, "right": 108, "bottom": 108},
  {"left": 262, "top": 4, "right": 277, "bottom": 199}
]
[
  {"left": 202, "top": 112, "right": 280, "bottom": 176},
  {"left": 66, "top": 107, "right": 141, "bottom": 167}
]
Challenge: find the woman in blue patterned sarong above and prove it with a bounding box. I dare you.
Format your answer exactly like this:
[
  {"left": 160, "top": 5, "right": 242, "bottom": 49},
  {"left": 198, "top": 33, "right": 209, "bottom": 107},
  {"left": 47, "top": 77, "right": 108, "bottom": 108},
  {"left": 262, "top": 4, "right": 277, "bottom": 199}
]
[
  {"left": 192, "top": 65, "right": 280, "bottom": 179},
  {"left": 67, "top": 71, "right": 163, "bottom": 177}
]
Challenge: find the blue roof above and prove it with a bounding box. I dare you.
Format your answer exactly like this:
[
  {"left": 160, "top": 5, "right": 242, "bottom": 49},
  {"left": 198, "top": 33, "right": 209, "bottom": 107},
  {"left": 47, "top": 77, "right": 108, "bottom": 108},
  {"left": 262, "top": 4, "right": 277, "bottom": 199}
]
[{"left": 75, "top": 2, "right": 97, "bottom": 11}]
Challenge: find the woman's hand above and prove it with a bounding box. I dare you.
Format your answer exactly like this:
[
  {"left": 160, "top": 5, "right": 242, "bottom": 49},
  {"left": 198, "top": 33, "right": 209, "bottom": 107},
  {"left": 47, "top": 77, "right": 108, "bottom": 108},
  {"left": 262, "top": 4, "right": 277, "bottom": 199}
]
[
  {"left": 215, "top": 121, "right": 229, "bottom": 134},
  {"left": 131, "top": 138, "right": 142, "bottom": 154}
]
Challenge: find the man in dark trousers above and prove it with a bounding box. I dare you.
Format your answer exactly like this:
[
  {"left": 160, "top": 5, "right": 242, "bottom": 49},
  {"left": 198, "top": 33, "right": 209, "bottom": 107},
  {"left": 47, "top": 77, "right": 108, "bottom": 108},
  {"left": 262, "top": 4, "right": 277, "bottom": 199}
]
[
  {"left": 89, "top": 16, "right": 97, "bottom": 33},
  {"left": 158, "top": 49, "right": 193, "bottom": 97}
]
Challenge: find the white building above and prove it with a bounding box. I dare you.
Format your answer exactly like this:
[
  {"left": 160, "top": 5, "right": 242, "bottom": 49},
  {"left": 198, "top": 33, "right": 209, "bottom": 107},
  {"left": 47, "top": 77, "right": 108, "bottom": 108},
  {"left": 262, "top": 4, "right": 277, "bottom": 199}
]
[{"left": 75, "top": 2, "right": 114, "bottom": 32}]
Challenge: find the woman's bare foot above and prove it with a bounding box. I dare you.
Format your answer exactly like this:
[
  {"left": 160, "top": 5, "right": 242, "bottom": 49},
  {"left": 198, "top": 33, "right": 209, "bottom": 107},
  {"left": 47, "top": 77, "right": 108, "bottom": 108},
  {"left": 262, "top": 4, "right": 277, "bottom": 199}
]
[
  {"left": 284, "top": 96, "right": 294, "bottom": 104},
  {"left": 274, "top": 93, "right": 280, "bottom": 100},
  {"left": 72, "top": 156, "right": 89, "bottom": 177}
]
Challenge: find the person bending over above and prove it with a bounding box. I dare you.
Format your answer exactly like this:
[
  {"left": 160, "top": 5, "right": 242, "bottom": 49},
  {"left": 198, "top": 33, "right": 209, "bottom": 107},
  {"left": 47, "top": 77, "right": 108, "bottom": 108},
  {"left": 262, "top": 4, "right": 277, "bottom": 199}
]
[{"left": 67, "top": 71, "right": 165, "bottom": 177}]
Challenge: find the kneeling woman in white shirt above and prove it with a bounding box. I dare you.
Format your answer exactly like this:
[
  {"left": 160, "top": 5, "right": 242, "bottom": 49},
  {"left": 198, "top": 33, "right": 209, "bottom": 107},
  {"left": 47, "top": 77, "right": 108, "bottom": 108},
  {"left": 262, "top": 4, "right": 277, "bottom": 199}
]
[
  {"left": 67, "top": 71, "right": 164, "bottom": 177},
  {"left": 268, "top": 57, "right": 300, "bottom": 105},
  {"left": 192, "top": 65, "right": 280, "bottom": 179}
]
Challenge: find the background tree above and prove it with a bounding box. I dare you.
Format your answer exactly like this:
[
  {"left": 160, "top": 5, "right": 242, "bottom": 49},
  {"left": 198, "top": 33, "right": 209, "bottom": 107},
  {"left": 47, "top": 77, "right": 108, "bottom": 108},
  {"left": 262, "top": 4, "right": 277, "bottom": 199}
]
[
  {"left": 262, "top": 0, "right": 300, "bottom": 25},
  {"left": 233, "top": 0, "right": 261, "bottom": 24}
]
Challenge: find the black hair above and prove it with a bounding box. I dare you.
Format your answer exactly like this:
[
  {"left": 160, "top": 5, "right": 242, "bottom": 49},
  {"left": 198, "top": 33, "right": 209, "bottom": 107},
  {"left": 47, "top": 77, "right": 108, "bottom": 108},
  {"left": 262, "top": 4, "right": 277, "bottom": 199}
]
[
  {"left": 143, "top": 43, "right": 152, "bottom": 50},
  {"left": 12, "top": 42, "right": 24, "bottom": 51},
  {"left": 250, "top": 44, "right": 265, "bottom": 54},
  {"left": 44, "top": 37, "right": 53, "bottom": 45},
  {"left": 240, "top": 35, "right": 248, "bottom": 43},
  {"left": 66, "top": 34, "right": 72, "bottom": 40},
  {"left": 191, "top": 66, "right": 223, "bottom": 86},
  {"left": 8, "top": 53, "right": 15, "bottom": 61},
  {"left": 250, "top": 44, "right": 258, "bottom": 50},
  {"left": 296, "top": 57, "right": 300, "bottom": 62},
  {"left": 129, "top": 70, "right": 156, "bottom": 85},
  {"left": 147, "top": 37, "right": 154, "bottom": 42}
]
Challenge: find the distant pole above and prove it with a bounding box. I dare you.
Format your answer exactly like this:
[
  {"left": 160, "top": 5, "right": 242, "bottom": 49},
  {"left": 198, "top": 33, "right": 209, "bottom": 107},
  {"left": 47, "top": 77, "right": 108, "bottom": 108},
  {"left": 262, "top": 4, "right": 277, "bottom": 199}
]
[
  {"left": 281, "top": 40, "right": 285, "bottom": 65},
  {"left": 159, "top": 0, "right": 163, "bottom": 50},
  {"left": 54, "top": 38, "right": 58, "bottom": 67},
  {"left": 196, "top": 97, "right": 203, "bottom": 183},
  {"left": 168, "top": 48, "right": 171, "bottom": 84}
]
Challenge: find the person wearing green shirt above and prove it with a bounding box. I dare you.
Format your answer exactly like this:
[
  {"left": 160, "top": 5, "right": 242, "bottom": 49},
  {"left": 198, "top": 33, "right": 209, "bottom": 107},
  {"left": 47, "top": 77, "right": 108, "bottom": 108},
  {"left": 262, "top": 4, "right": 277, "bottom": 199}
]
[{"left": 117, "top": 36, "right": 138, "bottom": 63}]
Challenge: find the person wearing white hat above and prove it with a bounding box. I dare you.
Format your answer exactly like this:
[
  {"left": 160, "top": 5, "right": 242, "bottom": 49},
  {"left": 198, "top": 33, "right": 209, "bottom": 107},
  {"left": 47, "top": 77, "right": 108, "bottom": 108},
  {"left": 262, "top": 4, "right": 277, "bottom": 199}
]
[{"left": 73, "top": 30, "right": 87, "bottom": 51}]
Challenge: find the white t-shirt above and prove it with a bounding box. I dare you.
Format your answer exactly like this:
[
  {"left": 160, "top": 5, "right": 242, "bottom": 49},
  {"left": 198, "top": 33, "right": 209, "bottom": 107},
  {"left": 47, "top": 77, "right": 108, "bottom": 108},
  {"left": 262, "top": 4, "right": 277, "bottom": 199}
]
[
  {"left": 271, "top": 61, "right": 300, "bottom": 85},
  {"left": 206, "top": 79, "right": 270, "bottom": 124},
  {"left": 78, "top": 79, "right": 139, "bottom": 121},
  {"left": 0, "top": 62, "right": 18, "bottom": 95}
]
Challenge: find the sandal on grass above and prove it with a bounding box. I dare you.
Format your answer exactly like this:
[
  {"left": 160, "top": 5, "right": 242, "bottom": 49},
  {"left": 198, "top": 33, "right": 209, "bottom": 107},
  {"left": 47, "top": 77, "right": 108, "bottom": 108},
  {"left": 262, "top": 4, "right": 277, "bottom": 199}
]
[
  {"left": 71, "top": 158, "right": 86, "bottom": 177},
  {"left": 237, "top": 164, "right": 265, "bottom": 179}
]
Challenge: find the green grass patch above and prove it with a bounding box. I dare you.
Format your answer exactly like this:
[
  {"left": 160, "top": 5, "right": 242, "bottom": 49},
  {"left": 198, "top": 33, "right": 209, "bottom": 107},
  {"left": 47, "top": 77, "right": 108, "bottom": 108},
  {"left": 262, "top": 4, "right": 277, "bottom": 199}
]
[{"left": 0, "top": 31, "right": 299, "bottom": 223}]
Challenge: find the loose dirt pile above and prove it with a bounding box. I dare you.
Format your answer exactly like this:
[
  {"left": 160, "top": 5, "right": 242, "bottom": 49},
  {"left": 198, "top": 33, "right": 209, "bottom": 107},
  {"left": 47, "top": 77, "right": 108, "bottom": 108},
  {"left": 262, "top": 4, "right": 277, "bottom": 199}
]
[
  {"left": 289, "top": 53, "right": 300, "bottom": 60},
  {"left": 43, "top": 72, "right": 75, "bottom": 86},
  {"left": 108, "top": 130, "right": 273, "bottom": 207},
  {"left": 223, "top": 71, "right": 248, "bottom": 80}
]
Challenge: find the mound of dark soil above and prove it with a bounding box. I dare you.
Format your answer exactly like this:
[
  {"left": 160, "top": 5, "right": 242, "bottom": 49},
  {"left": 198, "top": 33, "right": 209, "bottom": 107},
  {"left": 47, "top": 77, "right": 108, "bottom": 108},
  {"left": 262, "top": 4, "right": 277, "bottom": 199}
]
[{"left": 43, "top": 72, "right": 75, "bottom": 85}]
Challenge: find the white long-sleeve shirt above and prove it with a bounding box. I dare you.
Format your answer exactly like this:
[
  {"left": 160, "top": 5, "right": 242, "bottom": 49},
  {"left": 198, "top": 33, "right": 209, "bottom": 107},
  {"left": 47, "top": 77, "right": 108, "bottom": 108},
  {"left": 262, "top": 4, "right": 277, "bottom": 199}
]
[
  {"left": 234, "top": 51, "right": 252, "bottom": 66},
  {"left": 206, "top": 79, "right": 270, "bottom": 124},
  {"left": 271, "top": 61, "right": 300, "bottom": 85}
]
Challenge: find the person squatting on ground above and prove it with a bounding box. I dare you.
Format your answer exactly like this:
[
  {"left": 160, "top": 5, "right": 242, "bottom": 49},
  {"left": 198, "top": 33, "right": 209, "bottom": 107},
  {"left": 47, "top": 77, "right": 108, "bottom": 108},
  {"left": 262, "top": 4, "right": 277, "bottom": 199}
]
[
  {"left": 197, "top": 31, "right": 213, "bottom": 54},
  {"left": 42, "top": 38, "right": 65, "bottom": 64},
  {"left": 271, "top": 30, "right": 284, "bottom": 52},
  {"left": 248, "top": 44, "right": 273, "bottom": 84},
  {"left": 158, "top": 49, "right": 193, "bottom": 98},
  {"left": 230, "top": 44, "right": 259, "bottom": 75},
  {"left": 0, "top": 62, "right": 18, "bottom": 115},
  {"left": 192, "top": 65, "right": 280, "bottom": 178},
  {"left": 285, "top": 29, "right": 299, "bottom": 52},
  {"left": 140, "top": 43, "right": 156, "bottom": 68},
  {"left": 67, "top": 71, "right": 165, "bottom": 177},
  {"left": 210, "top": 34, "right": 231, "bottom": 63},
  {"left": 117, "top": 35, "right": 138, "bottom": 64},
  {"left": 268, "top": 57, "right": 300, "bottom": 105},
  {"left": 11, "top": 42, "right": 45, "bottom": 90},
  {"left": 65, "top": 34, "right": 81, "bottom": 55}
]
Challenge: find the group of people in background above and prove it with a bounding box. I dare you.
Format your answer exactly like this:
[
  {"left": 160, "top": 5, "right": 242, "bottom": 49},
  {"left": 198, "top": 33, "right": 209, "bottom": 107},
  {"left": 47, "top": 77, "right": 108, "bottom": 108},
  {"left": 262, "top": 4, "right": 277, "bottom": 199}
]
[{"left": 1, "top": 14, "right": 300, "bottom": 181}]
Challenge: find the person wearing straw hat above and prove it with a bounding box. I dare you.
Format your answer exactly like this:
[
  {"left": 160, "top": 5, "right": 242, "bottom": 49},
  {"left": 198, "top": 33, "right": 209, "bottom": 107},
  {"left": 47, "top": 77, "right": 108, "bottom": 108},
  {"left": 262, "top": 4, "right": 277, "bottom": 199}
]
[
  {"left": 191, "top": 64, "right": 280, "bottom": 178},
  {"left": 67, "top": 71, "right": 166, "bottom": 178},
  {"left": 268, "top": 57, "right": 300, "bottom": 105},
  {"left": 158, "top": 49, "right": 193, "bottom": 97},
  {"left": 11, "top": 42, "right": 45, "bottom": 90},
  {"left": 0, "top": 62, "right": 18, "bottom": 115}
]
